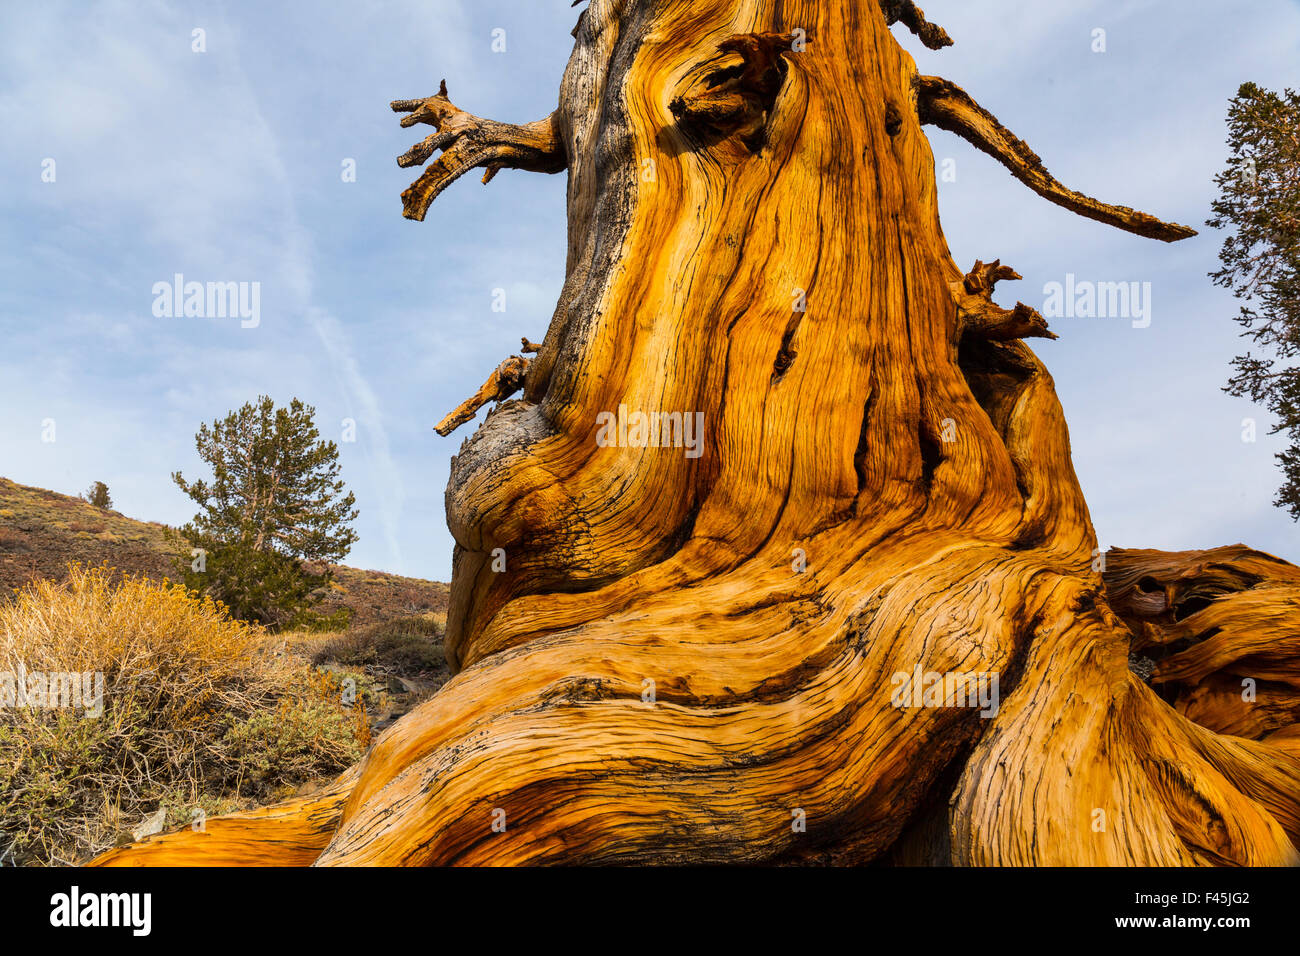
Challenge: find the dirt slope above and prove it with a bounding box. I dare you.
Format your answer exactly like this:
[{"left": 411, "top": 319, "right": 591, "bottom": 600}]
[{"left": 0, "top": 477, "right": 448, "bottom": 625}]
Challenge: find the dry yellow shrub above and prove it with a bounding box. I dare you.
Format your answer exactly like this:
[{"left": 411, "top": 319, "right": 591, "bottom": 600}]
[{"left": 0, "top": 564, "right": 367, "bottom": 865}]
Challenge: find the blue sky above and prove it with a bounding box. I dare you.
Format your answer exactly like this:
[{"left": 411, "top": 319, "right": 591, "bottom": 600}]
[{"left": 1, "top": 0, "right": 1298, "bottom": 582}]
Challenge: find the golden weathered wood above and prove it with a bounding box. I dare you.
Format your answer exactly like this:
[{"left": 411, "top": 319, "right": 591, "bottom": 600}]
[
  {"left": 91, "top": 769, "right": 359, "bottom": 867},
  {"left": 434, "top": 355, "right": 530, "bottom": 437},
  {"left": 1107, "top": 547, "right": 1300, "bottom": 753},
  {"left": 915, "top": 75, "right": 1197, "bottom": 241},
  {"left": 391, "top": 80, "right": 566, "bottom": 221},
  {"left": 955, "top": 259, "right": 1057, "bottom": 341},
  {"left": 93, "top": 0, "right": 1297, "bottom": 868}
]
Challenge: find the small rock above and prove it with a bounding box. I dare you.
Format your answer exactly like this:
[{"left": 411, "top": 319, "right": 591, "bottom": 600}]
[{"left": 131, "top": 807, "right": 167, "bottom": 841}]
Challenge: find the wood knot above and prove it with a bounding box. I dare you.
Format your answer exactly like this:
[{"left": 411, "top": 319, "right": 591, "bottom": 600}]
[
  {"left": 885, "top": 103, "right": 903, "bottom": 137},
  {"left": 670, "top": 31, "right": 806, "bottom": 153}
]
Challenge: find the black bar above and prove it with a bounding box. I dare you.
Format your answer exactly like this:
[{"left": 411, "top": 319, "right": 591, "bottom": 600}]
[{"left": 0, "top": 865, "right": 1287, "bottom": 943}]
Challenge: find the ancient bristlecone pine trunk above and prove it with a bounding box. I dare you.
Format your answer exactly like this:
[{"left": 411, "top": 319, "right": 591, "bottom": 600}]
[{"left": 96, "top": 0, "right": 1300, "bottom": 866}]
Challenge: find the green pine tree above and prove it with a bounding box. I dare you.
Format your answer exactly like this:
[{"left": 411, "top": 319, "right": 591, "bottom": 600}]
[
  {"left": 171, "top": 396, "right": 359, "bottom": 629},
  {"left": 84, "top": 481, "right": 112, "bottom": 509},
  {"left": 1208, "top": 82, "right": 1300, "bottom": 517}
]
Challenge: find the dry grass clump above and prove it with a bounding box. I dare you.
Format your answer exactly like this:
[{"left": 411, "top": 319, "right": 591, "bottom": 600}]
[
  {"left": 311, "top": 613, "right": 447, "bottom": 674},
  {"left": 0, "top": 564, "right": 368, "bottom": 865}
]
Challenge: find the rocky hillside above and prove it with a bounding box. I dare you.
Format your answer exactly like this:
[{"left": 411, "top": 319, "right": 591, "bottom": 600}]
[{"left": 0, "top": 477, "right": 448, "bottom": 626}]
